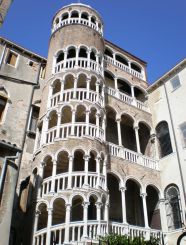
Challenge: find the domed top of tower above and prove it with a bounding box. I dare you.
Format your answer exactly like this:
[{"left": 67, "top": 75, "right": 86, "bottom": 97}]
[{"left": 52, "top": 3, "right": 104, "bottom": 36}]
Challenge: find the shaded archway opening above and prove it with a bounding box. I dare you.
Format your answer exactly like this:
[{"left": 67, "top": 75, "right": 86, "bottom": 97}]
[
  {"left": 61, "top": 106, "right": 72, "bottom": 124},
  {"left": 73, "top": 151, "right": 84, "bottom": 172},
  {"left": 52, "top": 199, "right": 66, "bottom": 225},
  {"left": 71, "top": 196, "right": 83, "bottom": 221},
  {"left": 90, "top": 50, "right": 96, "bottom": 61},
  {"left": 146, "top": 186, "right": 161, "bottom": 230},
  {"left": 57, "top": 151, "right": 69, "bottom": 174},
  {"left": 88, "top": 196, "right": 97, "bottom": 220},
  {"left": 62, "top": 13, "right": 69, "bottom": 20},
  {"left": 134, "top": 87, "right": 146, "bottom": 102},
  {"left": 120, "top": 115, "right": 137, "bottom": 151},
  {"left": 43, "top": 156, "right": 53, "bottom": 179},
  {"left": 67, "top": 48, "right": 76, "bottom": 59},
  {"left": 56, "top": 52, "right": 64, "bottom": 63},
  {"left": 77, "top": 74, "right": 87, "bottom": 89},
  {"left": 52, "top": 79, "right": 61, "bottom": 95},
  {"left": 64, "top": 74, "right": 74, "bottom": 90},
  {"left": 105, "top": 48, "right": 113, "bottom": 58},
  {"left": 81, "top": 12, "right": 88, "bottom": 20},
  {"left": 79, "top": 48, "right": 87, "bottom": 58},
  {"left": 139, "top": 122, "right": 151, "bottom": 156},
  {"left": 90, "top": 76, "right": 97, "bottom": 91},
  {"left": 88, "top": 152, "right": 97, "bottom": 172},
  {"left": 115, "top": 55, "right": 128, "bottom": 66},
  {"left": 156, "top": 121, "right": 173, "bottom": 158},
  {"left": 131, "top": 63, "right": 141, "bottom": 73},
  {"left": 76, "top": 105, "right": 86, "bottom": 123},
  {"left": 107, "top": 174, "right": 122, "bottom": 222},
  {"left": 48, "top": 111, "right": 57, "bottom": 129},
  {"left": 89, "top": 107, "right": 96, "bottom": 125},
  {"left": 71, "top": 11, "right": 79, "bottom": 18},
  {"left": 126, "top": 180, "right": 144, "bottom": 226},
  {"left": 91, "top": 16, "right": 96, "bottom": 24},
  {"left": 106, "top": 107, "right": 118, "bottom": 145},
  {"left": 104, "top": 71, "right": 114, "bottom": 88},
  {"left": 117, "top": 79, "right": 131, "bottom": 96},
  {"left": 165, "top": 185, "right": 183, "bottom": 230},
  {"left": 37, "top": 203, "right": 48, "bottom": 231}
]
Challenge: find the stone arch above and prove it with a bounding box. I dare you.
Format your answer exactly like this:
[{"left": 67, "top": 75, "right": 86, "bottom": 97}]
[
  {"left": 117, "top": 78, "right": 132, "bottom": 96},
  {"left": 43, "top": 155, "right": 53, "bottom": 179},
  {"left": 115, "top": 53, "right": 129, "bottom": 66},
  {"left": 48, "top": 110, "right": 58, "bottom": 129},
  {"left": 75, "top": 104, "right": 86, "bottom": 122},
  {"left": 131, "top": 61, "right": 143, "bottom": 73},
  {"left": 88, "top": 194, "right": 98, "bottom": 220},
  {"left": 88, "top": 150, "right": 97, "bottom": 172},
  {"left": 106, "top": 106, "right": 118, "bottom": 144},
  {"left": 37, "top": 203, "right": 48, "bottom": 231},
  {"left": 61, "top": 105, "right": 72, "bottom": 124},
  {"left": 56, "top": 150, "right": 69, "bottom": 174},
  {"left": 71, "top": 195, "right": 84, "bottom": 221},
  {"left": 61, "top": 12, "right": 69, "bottom": 20},
  {"left": 105, "top": 46, "right": 114, "bottom": 58},
  {"left": 52, "top": 198, "right": 66, "bottom": 225},
  {"left": 81, "top": 12, "right": 89, "bottom": 20},
  {"left": 70, "top": 10, "right": 80, "bottom": 18},
  {"left": 107, "top": 172, "right": 122, "bottom": 222},
  {"left": 73, "top": 149, "right": 85, "bottom": 172},
  {"left": 138, "top": 121, "right": 151, "bottom": 156},
  {"left": 104, "top": 70, "right": 115, "bottom": 88},
  {"left": 52, "top": 79, "right": 61, "bottom": 95},
  {"left": 78, "top": 45, "right": 88, "bottom": 58},
  {"left": 134, "top": 85, "right": 147, "bottom": 102},
  {"left": 67, "top": 45, "right": 76, "bottom": 59},
  {"left": 77, "top": 73, "right": 87, "bottom": 89},
  {"left": 125, "top": 178, "right": 144, "bottom": 226},
  {"left": 89, "top": 106, "right": 97, "bottom": 125}
]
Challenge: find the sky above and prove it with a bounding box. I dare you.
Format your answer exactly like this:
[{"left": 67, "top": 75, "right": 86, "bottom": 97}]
[{"left": 1, "top": 0, "right": 186, "bottom": 83}]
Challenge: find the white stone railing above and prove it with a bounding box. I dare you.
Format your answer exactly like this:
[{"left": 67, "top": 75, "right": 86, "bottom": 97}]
[
  {"left": 106, "top": 86, "right": 149, "bottom": 112},
  {"left": 34, "top": 229, "right": 47, "bottom": 245},
  {"left": 54, "top": 57, "right": 104, "bottom": 76},
  {"left": 46, "top": 123, "right": 104, "bottom": 144},
  {"left": 50, "top": 89, "right": 104, "bottom": 108},
  {"left": 110, "top": 222, "right": 162, "bottom": 242},
  {"left": 41, "top": 172, "right": 106, "bottom": 196},
  {"left": 52, "top": 17, "right": 103, "bottom": 35},
  {"left": 105, "top": 55, "right": 144, "bottom": 80},
  {"left": 109, "top": 143, "right": 159, "bottom": 170}
]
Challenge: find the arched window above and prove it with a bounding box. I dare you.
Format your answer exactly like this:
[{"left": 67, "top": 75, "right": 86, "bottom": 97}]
[
  {"left": 56, "top": 52, "right": 64, "bottom": 63},
  {"left": 165, "top": 185, "right": 183, "bottom": 230},
  {"left": 156, "top": 121, "right": 173, "bottom": 158}
]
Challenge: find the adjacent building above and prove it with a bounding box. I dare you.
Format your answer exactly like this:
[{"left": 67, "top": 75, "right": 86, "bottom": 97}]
[
  {"left": 0, "top": 3, "right": 185, "bottom": 245},
  {"left": 0, "top": 0, "right": 13, "bottom": 26}
]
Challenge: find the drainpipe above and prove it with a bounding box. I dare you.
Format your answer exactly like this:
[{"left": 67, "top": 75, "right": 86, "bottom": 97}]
[
  {"left": 0, "top": 153, "right": 20, "bottom": 204},
  {"left": 163, "top": 82, "right": 186, "bottom": 206}
]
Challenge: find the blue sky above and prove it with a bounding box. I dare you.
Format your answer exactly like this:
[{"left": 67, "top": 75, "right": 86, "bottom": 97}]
[{"left": 1, "top": 0, "right": 186, "bottom": 83}]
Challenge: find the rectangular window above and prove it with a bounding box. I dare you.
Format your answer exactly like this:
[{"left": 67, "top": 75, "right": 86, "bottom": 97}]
[
  {"left": 6, "top": 51, "right": 18, "bottom": 67},
  {"left": 180, "top": 123, "right": 186, "bottom": 148},
  {"left": 40, "top": 65, "right": 46, "bottom": 79},
  {"left": 0, "top": 96, "right": 7, "bottom": 122},
  {"left": 28, "top": 106, "right": 40, "bottom": 133},
  {"left": 170, "top": 75, "right": 181, "bottom": 90}
]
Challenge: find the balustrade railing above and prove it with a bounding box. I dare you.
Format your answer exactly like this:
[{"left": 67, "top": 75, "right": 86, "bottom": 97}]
[
  {"left": 106, "top": 86, "right": 149, "bottom": 112},
  {"left": 50, "top": 89, "right": 104, "bottom": 108},
  {"left": 108, "top": 143, "right": 159, "bottom": 170},
  {"left": 105, "top": 55, "right": 144, "bottom": 80},
  {"left": 110, "top": 222, "right": 162, "bottom": 243},
  {"left": 52, "top": 17, "right": 103, "bottom": 35},
  {"left": 34, "top": 222, "right": 162, "bottom": 245},
  {"left": 46, "top": 123, "right": 104, "bottom": 144},
  {"left": 54, "top": 57, "right": 103, "bottom": 76},
  {"left": 41, "top": 172, "right": 106, "bottom": 197}
]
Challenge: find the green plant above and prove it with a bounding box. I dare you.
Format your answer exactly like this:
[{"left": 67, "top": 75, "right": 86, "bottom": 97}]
[{"left": 99, "top": 234, "right": 160, "bottom": 245}]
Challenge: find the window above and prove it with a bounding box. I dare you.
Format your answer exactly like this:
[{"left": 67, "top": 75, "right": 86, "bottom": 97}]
[
  {"left": 156, "top": 121, "right": 173, "bottom": 158},
  {"left": 6, "top": 51, "right": 18, "bottom": 67},
  {"left": 165, "top": 185, "right": 183, "bottom": 230},
  {"left": 180, "top": 123, "right": 186, "bottom": 148},
  {"left": 28, "top": 106, "right": 40, "bottom": 133},
  {"left": 170, "top": 75, "right": 181, "bottom": 90},
  {"left": 0, "top": 96, "right": 7, "bottom": 122},
  {"left": 40, "top": 65, "right": 46, "bottom": 79}
]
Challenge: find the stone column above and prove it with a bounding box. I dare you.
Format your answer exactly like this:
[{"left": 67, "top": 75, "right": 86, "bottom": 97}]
[
  {"left": 96, "top": 81, "right": 100, "bottom": 103},
  {"left": 75, "top": 47, "right": 79, "bottom": 68},
  {"left": 96, "top": 202, "right": 102, "bottom": 236},
  {"left": 50, "top": 160, "right": 57, "bottom": 193},
  {"left": 37, "top": 162, "right": 45, "bottom": 198},
  {"left": 71, "top": 109, "right": 76, "bottom": 136},
  {"left": 86, "top": 78, "right": 91, "bottom": 99},
  {"left": 96, "top": 157, "right": 101, "bottom": 188},
  {"left": 47, "top": 85, "right": 53, "bottom": 109},
  {"left": 33, "top": 211, "right": 40, "bottom": 236},
  {"left": 131, "top": 85, "right": 137, "bottom": 107},
  {"left": 64, "top": 50, "right": 67, "bottom": 69},
  {"left": 101, "top": 84, "right": 105, "bottom": 107},
  {"left": 84, "top": 155, "right": 89, "bottom": 187},
  {"left": 64, "top": 204, "right": 71, "bottom": 244},
  {"left": 96, "top": 54, "right": 99, "bottom": 73},
  {"left": 105, "top": 203, "right": 109, "bottom": 233},
  {"left": 46, "top": 208, "right": 53, "bottom": 245},
  {"left": 116, "top": 118, "right": 122, "bottom": 146},
  {"left": 73, "top": 77, "right": 78, "bottom": 99},
  {"left": 56, "top": 112, "right": 61, "bottom": 138},
  {"left": 96, "top": 113, "right": 100, "bottom": 138},
  {"left": 87, "top": 50, "right": 91, "bottom": 69},
  {"left": 141, "top": 193, "right": 149, "bottom": 228},
  {"left": 102, "top": 115, "right": 106, "bottom": 142},
  {"left": 85, "top": 110, "right": 90, "bottom": 136},
  {"left": 134, "top": 126, "right": 141, "bottom": 153},
  {"left": 83, "top": 202, "right": 89, "bottom": 238},
  {"left": 120, "top": 187, "right": 127, "bottom": 224},
  {"left": 41, "top": 116, "right": 49, "bottom": 145},
  {"left": 67, "top": 155, "right": 73, "bottom": 189},
  {"left": 114, "top": 76, "right": 119, "bottom": 98},
  {"left": 60, "top": 79, "right": 65, "bottom": 101},
  {"left": 103, "top": 160, "right": 107, "bottom": 191}
]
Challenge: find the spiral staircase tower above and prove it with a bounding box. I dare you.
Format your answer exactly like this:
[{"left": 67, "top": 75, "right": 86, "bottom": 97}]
[{"left": 33, "top": 3, "right": 108, "bottom": 245}]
